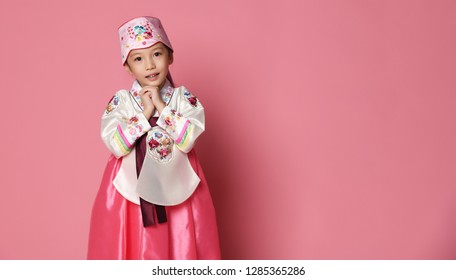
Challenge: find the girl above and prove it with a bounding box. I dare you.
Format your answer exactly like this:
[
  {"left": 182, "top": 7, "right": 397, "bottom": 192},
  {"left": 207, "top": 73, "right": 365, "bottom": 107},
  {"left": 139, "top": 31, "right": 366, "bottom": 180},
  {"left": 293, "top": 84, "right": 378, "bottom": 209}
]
[{"left": 87, "top": 16, "right": 221, "bottom": 260}]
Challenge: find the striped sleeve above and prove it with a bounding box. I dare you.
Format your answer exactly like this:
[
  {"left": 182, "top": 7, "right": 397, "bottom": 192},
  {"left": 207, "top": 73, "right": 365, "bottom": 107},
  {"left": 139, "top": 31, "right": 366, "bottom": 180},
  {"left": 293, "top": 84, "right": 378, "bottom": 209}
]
[
  {"left": 113, "top": 124, "right": 134, "bottom": 154},
  {"left": 156, "top": 87, "right": 205, "bottom": 153},
  {"left": 101, "top": 91, "right": 152, "bottom": 158}
]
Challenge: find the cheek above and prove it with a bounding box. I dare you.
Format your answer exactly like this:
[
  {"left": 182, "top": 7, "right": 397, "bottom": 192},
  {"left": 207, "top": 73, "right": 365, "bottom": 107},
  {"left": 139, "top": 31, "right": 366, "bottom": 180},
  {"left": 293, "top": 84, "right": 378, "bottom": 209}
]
[{"left": 126, "top": 67, "right": 136, "bottom": 75}]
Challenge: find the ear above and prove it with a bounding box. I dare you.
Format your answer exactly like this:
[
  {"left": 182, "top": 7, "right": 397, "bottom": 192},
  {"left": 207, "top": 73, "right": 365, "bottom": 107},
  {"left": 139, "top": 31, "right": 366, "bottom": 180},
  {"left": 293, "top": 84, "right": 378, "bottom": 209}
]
[
  {"left": 123, "top": 63, "right": 133, "bottom": 75},
  {"left": 168, "top": 52, "right": 174, "bottom": 65}
]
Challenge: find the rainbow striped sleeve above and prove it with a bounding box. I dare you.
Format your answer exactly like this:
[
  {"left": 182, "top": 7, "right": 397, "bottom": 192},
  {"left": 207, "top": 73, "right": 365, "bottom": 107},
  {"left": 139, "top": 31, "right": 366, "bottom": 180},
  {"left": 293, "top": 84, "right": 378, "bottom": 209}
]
[
  {"left": 176, "top": 121, "right": 194, "bottom": 150},
  {"left": 113, "top": 124, "right": 133, "bottom": 154}
]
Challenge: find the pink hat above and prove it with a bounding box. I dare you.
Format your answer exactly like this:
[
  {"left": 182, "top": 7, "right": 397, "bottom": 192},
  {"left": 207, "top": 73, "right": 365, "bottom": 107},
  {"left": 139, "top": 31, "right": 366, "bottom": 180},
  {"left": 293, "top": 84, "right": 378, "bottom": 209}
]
[{"left": 118, "top": 16, "right": 173, "bottom": 65}]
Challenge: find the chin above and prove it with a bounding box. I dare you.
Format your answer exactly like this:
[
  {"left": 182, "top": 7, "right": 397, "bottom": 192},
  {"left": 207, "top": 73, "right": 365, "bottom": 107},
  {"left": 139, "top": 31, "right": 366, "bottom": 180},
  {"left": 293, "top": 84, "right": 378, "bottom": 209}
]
[{"left": 142, "top": 80, "right": 163, "bottom": 88}]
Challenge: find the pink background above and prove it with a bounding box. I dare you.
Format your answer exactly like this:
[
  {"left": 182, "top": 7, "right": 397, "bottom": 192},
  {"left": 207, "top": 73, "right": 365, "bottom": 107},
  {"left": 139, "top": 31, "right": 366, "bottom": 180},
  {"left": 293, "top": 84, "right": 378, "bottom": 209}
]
[{"left": 1, "top": 0, "right": 455, "bottom": 259}]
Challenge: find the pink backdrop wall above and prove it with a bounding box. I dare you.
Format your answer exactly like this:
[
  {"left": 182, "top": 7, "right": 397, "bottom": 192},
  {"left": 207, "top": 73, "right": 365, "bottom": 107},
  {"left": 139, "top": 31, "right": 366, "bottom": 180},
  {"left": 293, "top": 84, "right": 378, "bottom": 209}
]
[{"left": 0, "top": 0, "right": 455, "bottom": 259}]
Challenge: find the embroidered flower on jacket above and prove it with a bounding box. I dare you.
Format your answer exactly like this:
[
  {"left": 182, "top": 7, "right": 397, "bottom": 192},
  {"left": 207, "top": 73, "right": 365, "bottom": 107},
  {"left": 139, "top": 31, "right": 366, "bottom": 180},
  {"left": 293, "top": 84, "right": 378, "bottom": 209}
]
[
  {"left": 126, "top": 115, "right": 143, "bottom": 138},
  {"left": 131, "top": 90, "right": 144, "bottom": 109},
  {"left": 158, "top": 148, "right": 170, "bottom": 158},
  {"left": 165, "top": 118, "right": 173, "bottom": 127},
  {"left": 170, "top": 109, "right": 182, "bottom": 117},
  {"left": 163, "top": 114, "right": 177, "bottom": 133},
  {"left": 188, "top": 96, "right": 197, "bottom": 106},
  {"left": 104, "top": 95, "right": 120, "bottom": 115},
  {"left": 147, "top": 128, "right": 174, "bottom": 163},
  {"left": 164, "top": 92, "right": 172, "bottom": 103},
  {"left": 161, "top": 138, "right": 171, "bottom": 146},
  {"left": 183, "top": 90, "right": 199, "bottom": 107},
  {"left": 162, "top": 86, "right": 174, "bottom": 103},
  {"left": 161, "top": 109, "right": 184, "bottom": 134},
  {"left": 128, "top": 116, "right": 139, "bottom": 124},
  {"left": 148, "top": 139, "right": 159, "bottom": 149}
]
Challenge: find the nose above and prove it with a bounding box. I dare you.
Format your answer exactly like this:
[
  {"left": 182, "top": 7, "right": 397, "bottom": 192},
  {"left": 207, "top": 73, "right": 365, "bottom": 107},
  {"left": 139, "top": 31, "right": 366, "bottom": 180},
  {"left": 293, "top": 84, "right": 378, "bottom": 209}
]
[{"left": 145, "top": 58, "right": 155, "bottom": 70}]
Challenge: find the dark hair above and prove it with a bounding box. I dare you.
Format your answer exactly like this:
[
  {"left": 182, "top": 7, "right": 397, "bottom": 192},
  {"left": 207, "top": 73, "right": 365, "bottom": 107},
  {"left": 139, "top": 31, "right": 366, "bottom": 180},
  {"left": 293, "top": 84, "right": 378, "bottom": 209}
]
[
  {"left": 166, "top": 72, "right": 175, "bottom": 87},
  {"left": 164, "top": 46, "right": 175, "bottom": 87}
]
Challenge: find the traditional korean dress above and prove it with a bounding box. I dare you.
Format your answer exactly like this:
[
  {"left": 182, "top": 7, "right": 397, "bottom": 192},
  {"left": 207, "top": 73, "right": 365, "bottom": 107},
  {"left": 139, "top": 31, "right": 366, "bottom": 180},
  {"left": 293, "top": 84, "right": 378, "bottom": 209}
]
[{"left": 87, "top": 80, "right": 221, "bottom": 259}]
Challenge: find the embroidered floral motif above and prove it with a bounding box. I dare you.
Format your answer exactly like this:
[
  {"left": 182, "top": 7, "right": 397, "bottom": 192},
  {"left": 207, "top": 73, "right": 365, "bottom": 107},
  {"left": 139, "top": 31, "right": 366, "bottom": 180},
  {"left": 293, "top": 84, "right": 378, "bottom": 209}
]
[
  {"left": 127, "top": 22, "right": 153, "bottom": 44},
  {"left": 162, "top": 109, "right": 183, "bottom": 134},
  {"left": 171, "top": 109, "right": 183, "bottom": 117},
  {"left": 183, "top": 90, "right": 199, "bottom": 107},
  {"left": 126, "top": 116, "right": 143, "bottom": 137},
  {"left": 149, "top": 139, "right": 159, "bottom": 149},
  {"left": 104, "top": 94, "right": 120, "bottom": 115},
  {"left": 128, "top": 116, "right": 139, "bottom": 124},
  {"left": 130, "top": 90, "right": 144, "bottom": 109},
  {"left": 147, "top": 128, "right": 173, "bottom": 163},
  {"left": 163, "top": 86, "right": 174, "bottom": 104}
]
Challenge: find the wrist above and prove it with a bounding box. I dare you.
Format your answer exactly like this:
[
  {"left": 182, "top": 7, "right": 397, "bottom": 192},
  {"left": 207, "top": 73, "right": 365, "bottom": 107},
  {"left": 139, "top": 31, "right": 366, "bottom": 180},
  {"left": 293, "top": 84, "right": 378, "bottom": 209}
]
[
  {"left": 143, "top": 108, "right": 154, "bottom": 119},
  {"left": 155, "top": 101, "right": 166, "bottom": 115}
]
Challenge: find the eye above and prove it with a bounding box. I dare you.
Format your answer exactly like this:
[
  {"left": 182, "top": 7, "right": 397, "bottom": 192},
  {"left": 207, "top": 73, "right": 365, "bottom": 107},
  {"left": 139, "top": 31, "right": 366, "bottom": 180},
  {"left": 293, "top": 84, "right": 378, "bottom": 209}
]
[
  {"left": 153, "top": 52, "right": 162, "bottom": 57},
  {"left": 134, "top": 57, "right": 142, "bottom": 62}
]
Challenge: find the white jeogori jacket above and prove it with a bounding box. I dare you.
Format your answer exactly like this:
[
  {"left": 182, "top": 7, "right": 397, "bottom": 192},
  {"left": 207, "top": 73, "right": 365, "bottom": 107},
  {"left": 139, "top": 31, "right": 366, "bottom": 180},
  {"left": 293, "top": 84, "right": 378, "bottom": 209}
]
[{"left": 101, "top": 80, "right": 204, "bottom": 206}]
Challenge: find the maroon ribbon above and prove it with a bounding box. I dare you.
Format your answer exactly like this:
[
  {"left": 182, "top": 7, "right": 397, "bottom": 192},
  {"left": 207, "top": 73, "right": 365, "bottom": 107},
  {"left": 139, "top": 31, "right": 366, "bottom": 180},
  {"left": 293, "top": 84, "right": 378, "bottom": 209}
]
[{"left": 136, "top": 117, "right": 167, "bottom": 227}]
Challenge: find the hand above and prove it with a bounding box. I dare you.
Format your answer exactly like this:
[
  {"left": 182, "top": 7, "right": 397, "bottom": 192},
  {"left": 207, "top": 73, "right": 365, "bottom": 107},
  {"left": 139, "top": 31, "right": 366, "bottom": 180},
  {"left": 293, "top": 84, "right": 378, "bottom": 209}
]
[
  {"left": 150, "top": 90, "right": 166, "bottom": 114},
  {"left": 140, "top": 87, "right": 156, "bottom": 119}
]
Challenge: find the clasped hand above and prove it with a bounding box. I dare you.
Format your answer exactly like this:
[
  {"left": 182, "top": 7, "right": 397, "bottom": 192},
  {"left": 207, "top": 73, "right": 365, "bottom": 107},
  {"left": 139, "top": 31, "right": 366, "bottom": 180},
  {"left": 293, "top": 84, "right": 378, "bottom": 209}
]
[{"left": 140, "top": 86, "right": 166, "bottom": 119}]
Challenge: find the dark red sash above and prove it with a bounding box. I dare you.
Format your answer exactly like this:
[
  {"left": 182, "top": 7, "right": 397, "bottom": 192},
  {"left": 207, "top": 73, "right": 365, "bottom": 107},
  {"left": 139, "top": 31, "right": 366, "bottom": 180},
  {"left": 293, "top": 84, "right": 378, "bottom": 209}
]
[{"left": 135, "top": 117, "right": 167, "bottom": 227}]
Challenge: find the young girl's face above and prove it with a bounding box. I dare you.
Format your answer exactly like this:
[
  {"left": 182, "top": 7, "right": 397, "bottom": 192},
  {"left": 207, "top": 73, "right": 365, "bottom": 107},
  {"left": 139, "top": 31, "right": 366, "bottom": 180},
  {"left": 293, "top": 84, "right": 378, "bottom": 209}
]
[{"left": 124, "top": 42, "right": 173, "bottom": 89}]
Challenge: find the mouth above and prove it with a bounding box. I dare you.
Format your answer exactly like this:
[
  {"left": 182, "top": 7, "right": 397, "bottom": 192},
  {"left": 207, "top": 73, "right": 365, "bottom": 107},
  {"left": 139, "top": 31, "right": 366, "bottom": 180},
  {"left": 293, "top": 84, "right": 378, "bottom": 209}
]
[{"left": 146, "top": 73, "right": 159, "bottom": 79}]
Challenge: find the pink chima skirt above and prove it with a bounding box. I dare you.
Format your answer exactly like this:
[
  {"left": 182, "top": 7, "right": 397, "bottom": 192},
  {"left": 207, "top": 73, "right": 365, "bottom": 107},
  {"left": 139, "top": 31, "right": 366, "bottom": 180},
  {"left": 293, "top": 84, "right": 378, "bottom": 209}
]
[{"left": 87, "top": 150, "right": 221, "bottom": 259}]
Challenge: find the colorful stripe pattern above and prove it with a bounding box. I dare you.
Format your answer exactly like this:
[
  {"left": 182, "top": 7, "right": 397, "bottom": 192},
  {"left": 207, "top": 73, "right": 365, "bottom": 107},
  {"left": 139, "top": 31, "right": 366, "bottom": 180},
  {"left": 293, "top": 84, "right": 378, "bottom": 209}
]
[
  {"left": 175, "top": 120, "right": 190, "bottom": 143},
  {"left": 114, "top": 125, "right": 133, "bottom": 154},
  {"left": 176, "top": 122, "right": 193, "bottom": 150}
]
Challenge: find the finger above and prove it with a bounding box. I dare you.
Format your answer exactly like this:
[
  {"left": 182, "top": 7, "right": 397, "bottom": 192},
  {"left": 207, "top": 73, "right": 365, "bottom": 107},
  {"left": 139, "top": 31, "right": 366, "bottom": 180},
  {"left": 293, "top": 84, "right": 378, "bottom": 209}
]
[
  {"left": 140, "top": 89, "right": 150, "bottom": 96},
  {"left": 140, "top": 87, "right": 151, "bottom": 94},
  {"left": 143, "top": 86, "right": 159, "bottom": 92}
]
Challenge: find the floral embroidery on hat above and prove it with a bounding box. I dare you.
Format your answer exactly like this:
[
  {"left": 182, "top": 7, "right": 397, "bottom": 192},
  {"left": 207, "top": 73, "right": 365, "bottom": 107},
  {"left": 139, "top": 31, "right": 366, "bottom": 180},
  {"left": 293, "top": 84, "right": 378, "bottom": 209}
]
[
  {"left": 104, "top": 94, "right": 120, "bottom": 115},
  {"left": 127, "top": 22, "right": 153, "bottom": 43},
  {"left": 183, "top": 90, "right": 199, "bottom": 107},
  {"left": 147, "top": 128, "right": 174, "bottom": 163},
  {"left": 119, "top": 17, "right": 173, "bottom": 65}
]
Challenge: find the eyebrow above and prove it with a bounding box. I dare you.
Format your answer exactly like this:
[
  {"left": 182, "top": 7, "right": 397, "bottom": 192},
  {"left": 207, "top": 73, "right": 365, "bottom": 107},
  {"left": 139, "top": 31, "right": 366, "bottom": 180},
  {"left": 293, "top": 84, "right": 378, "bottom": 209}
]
[{"left": 130, "top": 46, "right": 164, "bottom": 56}]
